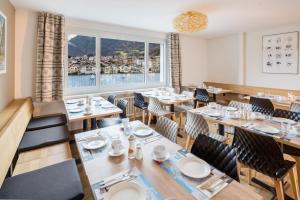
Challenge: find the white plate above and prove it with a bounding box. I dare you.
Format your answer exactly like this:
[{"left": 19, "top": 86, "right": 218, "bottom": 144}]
[
  {"left": 151, "top": 152, "right": 170, "bottom": 162},
  {"left": 254, "top": 125, "right": 280, "bottom": 134},
  {"left": 161, "top": 97, "right": 172, "bottom": 100},
  {"left": 178, "top": 157, "right": 211, "bottom": 179},
  {"left": 226, "top": 106, "right": 238, "bottom": 111},
  {"left": 108, "top": 148, "right": 126, "bottom": 157},
  {"left": 66, "top": 99, "right": 79, "bottom": 104},
  {"left": 82, "top": 135, "right": 108, "bottom": 150},
  {"left": 105, "top": 181, "right": 146, "bottom": 200},
  {"left": 206, "top": 112, "right": 221, "bottom": 117},
  {"left": 133, "top": 127, "right": 153, "bottom": 137},
  {"left": 102, "top": 104, "right": 115, "bottom": 109},
  {"left": 272, "top": 117, "right": 297, "bottom": 125},
  {"left": 69, "top": 108, "right": 84, "bottom": 113}
]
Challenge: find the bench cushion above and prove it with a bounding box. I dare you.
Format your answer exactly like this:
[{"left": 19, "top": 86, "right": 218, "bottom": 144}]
[
  {"left": 0, "top": 159, "right": 84, "bottom": 200},
  {"left": 26, "top": 113, "right": 67, "bottom": 131},
  {"left": 18, "top": 125, "right": 69, "bottom": 153}
]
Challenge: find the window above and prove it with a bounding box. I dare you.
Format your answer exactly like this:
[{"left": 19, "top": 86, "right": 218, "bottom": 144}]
[
  {"left": 66, "top": 33, "right": 166, "bottom": 94},
  {"left": 67, "top": 35, "right": 96, "bottom": 88}
]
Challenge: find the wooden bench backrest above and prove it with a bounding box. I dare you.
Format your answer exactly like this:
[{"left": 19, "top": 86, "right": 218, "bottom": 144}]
[{"left": 0, "top": 98, "right": 33, "bottom": 186}]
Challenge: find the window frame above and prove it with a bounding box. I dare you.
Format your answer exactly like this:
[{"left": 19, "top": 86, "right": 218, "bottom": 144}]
[{"left": 65, "top": 28, "right": 168, "bottom": 96}]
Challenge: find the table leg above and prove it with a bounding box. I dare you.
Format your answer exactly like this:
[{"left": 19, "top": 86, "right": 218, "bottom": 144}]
[
  {"left": 91, "top": 118, "right": 97, "bottom": 130},
  {"left": 218, "top": 124, "right": 224, "bottom": 136},
  {"left": 83, "top": 119, "right": 88, "bottom": 131},
  {"left": 213, "top": 93, "right": 217, "bottom": 102},
  {"left": 292, "top": 156, "right": 300, "bottom": 192}
]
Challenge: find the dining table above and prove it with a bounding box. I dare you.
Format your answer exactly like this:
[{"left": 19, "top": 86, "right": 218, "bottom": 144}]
[
  {"left": 75, "top": 120, "right": 262, "bottom": 200},
  {"left": 189, "top": 104, "right": 300, "bottom": 195},
  {"left": 64, "top": 96, "right": 123, "bottom": 131}
]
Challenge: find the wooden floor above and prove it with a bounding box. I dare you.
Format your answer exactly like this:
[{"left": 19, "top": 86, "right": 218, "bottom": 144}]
[{"left": 70, "top": 118, "right": 296, "bottom": 200}]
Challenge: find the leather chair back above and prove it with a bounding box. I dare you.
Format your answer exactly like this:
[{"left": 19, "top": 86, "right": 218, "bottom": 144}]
[
  {"left": 133, "top": 93, "right": 147, "bottom": 109},
  {"left": 250, "top": 96, "right": 274, "bottom": 115},
  {"left": 195, "top": 88, "right": 210, "bottom": 103},
  {"left": 107, "top": 95, "right": 117, "bottom": 104},
  {"left": 273, "top": 108, "right": 300, "bottom": 122},
  {"left": 117, "top": 99, "right": 128, "bottom": 118}
]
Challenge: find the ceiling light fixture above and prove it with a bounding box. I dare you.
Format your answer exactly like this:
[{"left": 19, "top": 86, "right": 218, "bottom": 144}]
[{"left": 173, "top": 11, "right": 208, "bottom": 33}]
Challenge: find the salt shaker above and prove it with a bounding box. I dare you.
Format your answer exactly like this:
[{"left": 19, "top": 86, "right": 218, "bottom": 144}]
[
  {"left": 135, "top": 143, "right": 143, "bottom": 160},
  {"left": 128, "top": 134, "right": 136, "bottom": 159}
]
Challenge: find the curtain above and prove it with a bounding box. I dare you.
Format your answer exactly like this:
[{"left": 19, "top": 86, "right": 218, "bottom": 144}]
[
  {"left": 167, "top": 33, "right": 182, "bottom": 92},
  {"left": 35, "top": 12, "right": 65, "bottom": 102}
]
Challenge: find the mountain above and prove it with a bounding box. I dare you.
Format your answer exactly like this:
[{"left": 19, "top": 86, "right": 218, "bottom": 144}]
[{"left": 68, "top": 36, "right": 160, "bottom": 57}]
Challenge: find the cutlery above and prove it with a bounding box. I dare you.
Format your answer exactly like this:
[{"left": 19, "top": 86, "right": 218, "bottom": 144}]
[
  {"left": 100, "top": 174, "right": 136, "bottom": 189},
  {"left": 207, "top": 177, "right": 231, "bottom": 194},
  {"left": 144, "top": 136, "right": 162, "bottom": 144},
  {"left": 100, "top": 170, "right": 130, "bottom": 186}
]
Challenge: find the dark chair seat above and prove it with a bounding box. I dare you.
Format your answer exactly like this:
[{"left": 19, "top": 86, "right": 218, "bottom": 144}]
[
  {"left": 19, "top": 125, "right": 69, "bottom": 152},
  {"left": 26, "top": 113, "right": 67, "bottom": 131},
  {"left": 134, "top": 102, "right": 148, "bottom": 110},
  {"left": 0, "top": 159, "right": 84, "bottom": 200},
  {"left": 282, "top": 144, "right": 300, "bottom": 157},
  {"left": 97, "top": 118, "right": 122, "bottom": 128}
]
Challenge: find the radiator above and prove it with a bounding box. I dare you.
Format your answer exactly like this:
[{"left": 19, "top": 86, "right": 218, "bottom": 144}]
[{"left": 114, "top": 95, "right": 141, "bottom": 118}]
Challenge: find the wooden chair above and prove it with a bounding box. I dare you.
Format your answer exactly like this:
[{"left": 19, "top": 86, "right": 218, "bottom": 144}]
[
  {"left": 133, "top": 92, "right": 148, "bottom": 123},
  {"left": 147, "top": 97, "right": 176, "bottom": 126}
]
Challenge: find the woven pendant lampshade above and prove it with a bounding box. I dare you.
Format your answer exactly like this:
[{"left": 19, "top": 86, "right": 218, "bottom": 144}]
[{"left": 173, "top": 11, "right": 208, "bottom": 33}]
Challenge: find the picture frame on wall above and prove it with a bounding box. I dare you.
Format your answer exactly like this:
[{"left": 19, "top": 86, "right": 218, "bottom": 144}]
[
  {"left": 262, "top": 31, "right": 299, "bottom": 74},
  {"left": 0, "top": 11, "right": 6, "bottom": 74}
]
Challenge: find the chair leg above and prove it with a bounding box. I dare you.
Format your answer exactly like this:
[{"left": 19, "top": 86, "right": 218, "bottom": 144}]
[
  {"left": 171, "top": 113, "right": 176, "bottom": 122},
  {"left": 185, "top": 135, "right": 191, "bottom": 149},
  {"left": 133, "top": 107, "right": 136, "bottom": 120},
  {"left": 274, "top": 179, "right": 285, "bottom": 200},
  {"left": 179, "top": 112, "right": 183, "bottom": 129},
  {"left": 147, "top": 113, "right": 152, "bottom": 126},
  {"left": 292, "top": 156, "right": 300, "bottom": 192},
  {"left": 248, "top": 168, "right": 252, "bottom": 185},
  {"left": 142, "top": 110, "right": 145, "bottom": 124},
  {"left": 289, "top": 166, "right": 300, "bottom": 200}
]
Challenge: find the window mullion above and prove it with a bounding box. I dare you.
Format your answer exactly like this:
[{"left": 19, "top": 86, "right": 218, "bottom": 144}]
[{"left": 144, "top": 42, "right": 149, "bottom": 84}]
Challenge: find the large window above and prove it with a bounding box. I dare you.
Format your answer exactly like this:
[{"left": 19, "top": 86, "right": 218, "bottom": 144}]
[{"left": 66, "top": 33, "right": 166, "bottom": 93}]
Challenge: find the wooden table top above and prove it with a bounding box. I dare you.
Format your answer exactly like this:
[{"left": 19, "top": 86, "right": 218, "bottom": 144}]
[
  {"left": 141, "top": 90, "right": 194, "bottom": 105},
  {"left": 75, "top": 120, "right": 262, "bottom": 200},
  {"left": 64, "top": 97, "right": 122, "bottom": 122},
  {"left": 190, "top": 106, "right": 300, "bottom": 149}
]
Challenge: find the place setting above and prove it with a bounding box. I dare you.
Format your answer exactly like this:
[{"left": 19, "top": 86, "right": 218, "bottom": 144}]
[
  {"left": 158, "top": 148, "right": 232, "bottom": 199},
  {"left": 92, "top": 168, "right": 163, "bottom": 200}
]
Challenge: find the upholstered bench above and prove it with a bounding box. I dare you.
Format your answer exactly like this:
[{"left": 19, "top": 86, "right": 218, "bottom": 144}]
[
  {"left": 18, "top": 125, "right": 69, "bottom": 153},
  {"left": 0, "top": 159, "right": 84, "bottom": 200},
  {"left": 26, "top": 113, "right": 67, "bottom": 131}
]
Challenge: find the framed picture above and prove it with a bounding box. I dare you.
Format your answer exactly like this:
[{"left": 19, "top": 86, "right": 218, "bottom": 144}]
[
  {"left": 262, "top": 31, "right": 299, "bottom": 74},
  {"left": 0, "top": 11, "right": 6, "bottom": 74}
]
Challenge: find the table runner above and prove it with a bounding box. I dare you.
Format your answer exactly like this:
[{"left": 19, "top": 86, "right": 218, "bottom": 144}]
[
  {"left": 159, "top": 149, "right": 232, "bottom": 199},
  {"left": 91, "top": 168, "right": 163, "bottom": 200}
]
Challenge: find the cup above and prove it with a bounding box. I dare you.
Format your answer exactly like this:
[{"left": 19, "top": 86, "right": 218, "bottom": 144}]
[
  {"left": 122, "top": 118, "right": 129, "bottom": 129},
  {"left": 78, "top": 99, "right": 84, "bottom": 106},
  {"left": 111, "top": 136, "right": 122, "bottom": 154},
  {"left": 153, "top": 145, "right": 167, "bottom": 159}
]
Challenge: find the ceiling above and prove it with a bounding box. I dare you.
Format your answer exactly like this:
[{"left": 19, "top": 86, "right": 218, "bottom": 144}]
[{"left": 10, "top": 0, "right": 300, "bottom": 38}]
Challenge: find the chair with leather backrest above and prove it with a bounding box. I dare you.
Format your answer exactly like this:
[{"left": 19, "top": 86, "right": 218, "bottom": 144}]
[
  {"left": 273, "top": 108, "right": 300, "bottom": 188},
  {"left": 107, "top": 94, "right": 117, "bottom": 104},
  {"left": 191, "top": 134, "right": 239, "bottom": 181},
  {"left": 155, "top": 116, "right": 178, "bottom": 143},
  {"left": 194, "top": 88, "right": 212, "bottom": 107},
  {"left": 133, "top": 92, "right": 148, "bottom": 123},
  {"left": 250, "top": 96, "right": 274, "bottom": 115},
  {"left": 184, "top": 112, "right": 225, "bottom": 149},
  {"left": 233, "top": 127, "right": 299, "bottom": 200},
  {"left": 147, "top": 97, "right": 176, "bottom": 126},
  {"left": 97, "top": 99, "right": 128, "bottom": 128}
]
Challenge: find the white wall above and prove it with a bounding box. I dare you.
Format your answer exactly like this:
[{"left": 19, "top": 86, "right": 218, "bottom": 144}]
[
  {"left": 246, "top": 24, "right": 300, "bottom": 90},
  {"left": 180, "top": 35, "right": 207, "bottom": 87},
  {"left": 15, "top": 9, "right": 37, "bottom": 98},
  {"left": 0, "top": 0, "right": 15, "bottom": 111},
  {"left": 206, "top": 34, "right": 244, "bottom": 85}
]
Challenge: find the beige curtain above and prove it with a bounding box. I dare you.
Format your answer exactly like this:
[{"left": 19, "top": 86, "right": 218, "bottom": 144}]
[
  {"left": 167, "top": 33, "right": 182, "bottom": 92},
  {"left": 35, "top": 12, "right": 65, "bottom": 102}
]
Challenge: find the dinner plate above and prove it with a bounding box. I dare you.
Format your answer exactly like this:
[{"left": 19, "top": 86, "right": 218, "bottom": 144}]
[
  {"left": 161, "top": 97, "right": 172, "bottom": 100},
  {"left": 178, "top": 157, "right": 211, "bottom": 179},
  {"left": 206, "top": 112, "right": 221, "bottom": 117},
  {"left": 82, "top": 135, "right": 108, "bottom": 150},
  {"left": 226, "top": 106, "right": 238, "bottom": 111},
  {"left": 102, "top": 104, "right": 115, "bottom": 109},
  {"left": 69, "top": 108, "right": 84, "bottom": 113},
  {"left": 66, "top": 99, "right": 79, "bottom": 104},
  {"left": 254, "top": 125, "right": 280, "bottom": 134},
  {"left": 133, "top": 127, "right": 152, "bottom": 137},
  {"left": 105, "top": 181, "right": 146, "bottom": 200},
  {"left": 272, "top": 117, "right": 297, "bottom": 125}
]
